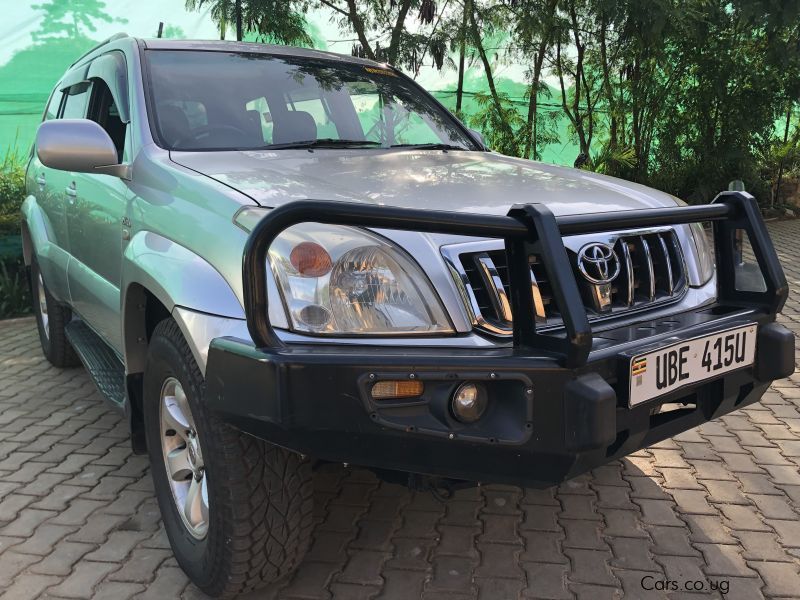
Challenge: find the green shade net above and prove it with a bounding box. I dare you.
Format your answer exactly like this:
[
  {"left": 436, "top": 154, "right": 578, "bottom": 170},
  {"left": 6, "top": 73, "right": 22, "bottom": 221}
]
[{"left": 0, "top": 1, "right": 580, "bottom": 164}]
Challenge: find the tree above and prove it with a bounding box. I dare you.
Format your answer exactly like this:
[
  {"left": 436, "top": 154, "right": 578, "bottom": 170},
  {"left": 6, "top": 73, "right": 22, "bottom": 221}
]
[
  {"left": 31, "top": 0, "right": 122, "bottom": 42},
  {"left": 466, "top": 1, "right": 517, "bottom": 150},
  {"left": 648, "top": 0, "right": 800, "bottom": 201},
  {"left": 185, "top": 0, "right": 312, "bottom": 44},
  {"left": 455, "top": 0, "right": 471, "bottom": 115},
  {"left": 510, "top": 0, "right": 559, "bottom": 159},
  {"left": 316, "top": 0, "right": 451, "bottom": 70},
  {"left": 550, "top": 0, "right": 602, "bottom": 162}
]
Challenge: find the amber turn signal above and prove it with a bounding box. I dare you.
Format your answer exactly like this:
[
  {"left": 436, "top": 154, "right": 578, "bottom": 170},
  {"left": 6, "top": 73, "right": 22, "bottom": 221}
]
[
  {"left": 370, "top": 380, "right": 424, "bottom": 400},
  {"left": 290, "top": 241, "right": 333, "bottom": 277}
]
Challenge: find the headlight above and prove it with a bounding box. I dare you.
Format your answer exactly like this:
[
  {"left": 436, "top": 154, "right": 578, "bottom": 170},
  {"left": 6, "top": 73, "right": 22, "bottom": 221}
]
[
  {"left": 690, "top": 222, "right": 714, "bottom": 285},
  {"left": 268, "top": 223, "right": 453, "bottom": 335}
]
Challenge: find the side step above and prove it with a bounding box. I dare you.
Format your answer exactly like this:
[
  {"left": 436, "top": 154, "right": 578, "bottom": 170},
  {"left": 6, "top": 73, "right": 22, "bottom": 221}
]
[{"left": 65, "top": 320, "right": 126, "bottom": 407}]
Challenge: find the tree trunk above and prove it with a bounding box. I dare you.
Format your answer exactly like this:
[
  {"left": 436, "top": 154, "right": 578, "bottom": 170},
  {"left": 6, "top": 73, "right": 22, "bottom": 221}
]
[
  {"left": 235, "top": 0, "right": 243, "bottom": 41},
  {"left": 455, "top": 0, "right": 470, "bottom": 115},
  {"left": 571, "top": 6, "right": 590, "bottom": 156},
  {"left": 773, "top": 105, "right": 793, "bottom": 208},
  {"left": 345, "top": 0, "right": 377, "bottom": 60},
  {"left": 599, "top": 17, "right": 617, "bottom": 150},
  {"left": 469, "top": 4, "right": 514, "bottom": 141},
  {"left": 524, "top": 39, "right": 548, "bottom": 159},
  {"left": 524, "top": 0, "right": 560, "bottom": 159},
  {"left": 387, "top": 0, "right": 413, "bottom": 64}
]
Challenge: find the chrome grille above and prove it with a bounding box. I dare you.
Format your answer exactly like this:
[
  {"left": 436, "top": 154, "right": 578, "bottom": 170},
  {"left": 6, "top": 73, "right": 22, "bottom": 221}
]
[{"left": 448, "top": 230, "right": 687, "bottom": 334}]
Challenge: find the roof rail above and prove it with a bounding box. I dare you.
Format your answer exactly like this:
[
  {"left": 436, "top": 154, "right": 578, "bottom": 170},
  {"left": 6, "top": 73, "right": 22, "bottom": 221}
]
[{"left": 70, "top": 32, "right": 130, "bottom": 67}]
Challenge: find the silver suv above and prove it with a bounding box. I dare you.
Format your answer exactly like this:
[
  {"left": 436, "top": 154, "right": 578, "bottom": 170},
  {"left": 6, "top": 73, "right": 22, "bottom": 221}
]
[{"left": 22, "top": 34, "right": 794, "bottom": 597}]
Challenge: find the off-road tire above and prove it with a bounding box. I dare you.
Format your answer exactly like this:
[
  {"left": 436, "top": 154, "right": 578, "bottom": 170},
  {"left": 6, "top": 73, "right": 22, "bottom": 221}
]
[
  {"left": 30, "top": 257, "right": 80, "bottom": 368},
  {"left": 143, "top": 319, "right": 314, "bottom": 598}
]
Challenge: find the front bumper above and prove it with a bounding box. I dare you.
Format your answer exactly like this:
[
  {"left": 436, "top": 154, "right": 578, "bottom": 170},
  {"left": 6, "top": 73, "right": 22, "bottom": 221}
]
[
  {"left": 205, "top": 309, "right": 793, "bottom": 488},
  {"left": 208, "top": 191, "right": 792, "bottom": 488}
]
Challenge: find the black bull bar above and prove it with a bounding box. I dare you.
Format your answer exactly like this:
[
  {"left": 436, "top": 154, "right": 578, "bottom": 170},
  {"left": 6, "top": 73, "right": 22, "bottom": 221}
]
[{"left": 240, "top": 191, "right": 788, "bottom": 365}]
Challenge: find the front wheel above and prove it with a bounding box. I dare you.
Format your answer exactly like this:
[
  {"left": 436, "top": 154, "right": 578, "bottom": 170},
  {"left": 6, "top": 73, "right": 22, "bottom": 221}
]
[{"left": 143, "top": 319, "right": 313, "bottom": 598}]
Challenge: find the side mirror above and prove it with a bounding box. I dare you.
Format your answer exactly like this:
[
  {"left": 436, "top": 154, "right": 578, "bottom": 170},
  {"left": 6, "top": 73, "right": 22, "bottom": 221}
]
[
  {"left": 36, "top": 119, "right": 130, "bottom": 179},
  {"left": 468, "top": 128, "right": 486, "bottom": 149}
]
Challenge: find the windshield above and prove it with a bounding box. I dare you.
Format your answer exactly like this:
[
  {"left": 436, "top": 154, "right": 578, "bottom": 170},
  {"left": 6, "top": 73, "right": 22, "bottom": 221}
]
[{"left": 145, "top": 50, "right": 478, "bottom": 152}]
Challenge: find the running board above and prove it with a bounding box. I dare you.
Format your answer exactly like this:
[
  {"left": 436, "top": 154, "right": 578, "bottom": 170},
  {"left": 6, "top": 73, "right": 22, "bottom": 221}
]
[{"left": 65, "top": 320, "right": 126, "bottom": 407}]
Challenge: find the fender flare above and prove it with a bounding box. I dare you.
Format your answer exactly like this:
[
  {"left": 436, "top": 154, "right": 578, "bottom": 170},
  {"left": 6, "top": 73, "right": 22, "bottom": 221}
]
[
  {"left": 20, "top": 196, "right": 72, "bottom": 303},
  {"left": 121, "top": 230, "right": 245, "bottom": 373}
]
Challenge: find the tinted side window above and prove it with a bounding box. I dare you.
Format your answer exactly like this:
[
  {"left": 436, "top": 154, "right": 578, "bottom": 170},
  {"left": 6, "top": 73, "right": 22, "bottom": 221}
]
[
  {"left": 60, "top": 81, "right": 93, "bottom": 119},
  {"left": 87, "top": 79, "right": 127, "bottom": 161}
]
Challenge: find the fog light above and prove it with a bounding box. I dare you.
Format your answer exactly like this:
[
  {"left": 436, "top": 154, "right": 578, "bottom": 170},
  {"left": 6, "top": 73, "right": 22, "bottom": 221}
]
[
  {"left": 451, "top": 383, "right": 487, "bottom": 423},
  {"left": 371, "top": 380, "right": 424, "bottom": 400}
]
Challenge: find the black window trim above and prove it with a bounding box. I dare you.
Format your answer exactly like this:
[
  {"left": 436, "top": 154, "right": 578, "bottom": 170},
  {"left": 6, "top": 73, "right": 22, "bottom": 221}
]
[{"left": 58, "top": 80, "right": 93, "bottom": 120}]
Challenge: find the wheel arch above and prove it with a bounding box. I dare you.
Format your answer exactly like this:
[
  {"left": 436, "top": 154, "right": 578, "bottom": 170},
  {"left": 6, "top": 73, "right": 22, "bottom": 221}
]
[
  {"left": 121, "top": 230, "right": 245, "bottom": 372},
  {"left": 120, "top": 231, "right": 246, "bottom": 453},
  {"left": 20, "top": 218, "right": 33, "bottom": 266}
]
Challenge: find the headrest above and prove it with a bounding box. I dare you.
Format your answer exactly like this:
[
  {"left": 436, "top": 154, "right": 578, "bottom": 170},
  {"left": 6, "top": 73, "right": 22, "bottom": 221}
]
[
  {"left": 158, "top": 104, "right": 192, "bottom": 146},
  {"left": 272, "top": 110, "right": 317, "bottom": 144}
]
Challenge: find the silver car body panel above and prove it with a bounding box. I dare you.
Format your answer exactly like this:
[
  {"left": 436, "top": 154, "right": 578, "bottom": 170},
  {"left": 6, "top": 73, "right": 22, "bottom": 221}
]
[{"left": 169, "top": 148, "right": 683, "bottom": 215}]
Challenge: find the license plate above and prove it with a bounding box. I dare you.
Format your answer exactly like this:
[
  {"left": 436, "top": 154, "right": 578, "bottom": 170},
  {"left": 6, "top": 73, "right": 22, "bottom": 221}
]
[{"left": 628, "top": 324, "right": 757, "bottom": 407}]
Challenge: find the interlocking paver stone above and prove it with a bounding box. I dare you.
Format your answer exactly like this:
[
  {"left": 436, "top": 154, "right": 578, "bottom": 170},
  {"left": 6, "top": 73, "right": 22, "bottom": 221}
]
[
  {"left": 564, "top": 548, "right": 619, "bottom": 586},
  {"left": 30, "top": 541, "right": 94, "bottom": 577},
  {"left": 43, "top": 559, "right": 118, "bottom": 598},
  {"left": 108, "top": 548, "right": 171, "bottom": 583},
  {"left": 734, "top": 530, "right": 792, "bottom": 562},
  {"left": 337, "top": 550, "right": 390, "bottom": 586},
  {"left": 474, "top": 542, "right": 524, "bottom": 579},
  {"left": 379, "top": 569, "right": 427, "bottom": 600},
  {"left": 131, "top": 566, "right": 189, "bottom": 600},
  {"left": 764, "top": 518, "right": 800, "bottom": 548},
  {"left": 3, "top": 219, "right": 800, "bottom": 598},
  {"left": 0, "top": 551, "right": 42, "bottom": 588},
  {"left": 694, "top": 543, "right": 757, "bottom": 577},
  {"left": 11, "top": 523, "right": 75, "bottom": 556},
  {"left": 0, "top": 573, "right": 60, "bottom": 600},
  {"left": 750, "top": 562, "right": 800, "bottom": 597}
]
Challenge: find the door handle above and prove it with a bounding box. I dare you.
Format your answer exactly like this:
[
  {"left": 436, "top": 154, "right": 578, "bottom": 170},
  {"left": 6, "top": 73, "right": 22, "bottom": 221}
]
[
  {"left": 35, "top": 174, "right": 46, "bottom": 188},
  {"left": 65, "top": 182, "right": 77, "bottom": 202}
]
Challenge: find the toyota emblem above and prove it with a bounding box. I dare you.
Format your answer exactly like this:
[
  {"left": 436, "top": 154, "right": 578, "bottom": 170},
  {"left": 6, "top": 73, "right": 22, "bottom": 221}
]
[{"left": 577, "top": 243, "right": 620, "bottom": 285}]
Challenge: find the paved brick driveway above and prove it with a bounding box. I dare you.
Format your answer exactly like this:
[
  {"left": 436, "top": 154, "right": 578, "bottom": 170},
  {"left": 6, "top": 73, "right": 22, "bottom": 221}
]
[{"left": 1, "top": 220, "right": 800, "bottom": 600}]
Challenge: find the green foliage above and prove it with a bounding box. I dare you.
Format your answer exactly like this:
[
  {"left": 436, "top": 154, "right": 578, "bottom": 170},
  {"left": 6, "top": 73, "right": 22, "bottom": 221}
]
[
  {"left": 588, "top": 143, "right": 637, "bottom": 175},
  {"left": 161, "top": 25, "right": 187, "bottom": 39},
  {"left": 469, "top": 91, "right": 525, "bottom": 156},
  {"left": 0, "top": 258, "right": 31, "bottom": 320},
  {"left": 30, "top": 0, "right": 125, "bottom": 42},
  {"left": 0, "top": 146, "right": 26, "bottom": 237},
  {"left": 0, "top": 147, "right": 29, "bottom": 319},
  {"left": 185, "top": 0, "right": 313, "bottom": 45},
  {"left": 639, "top": 0, "right": 798, "bottom": 202}
]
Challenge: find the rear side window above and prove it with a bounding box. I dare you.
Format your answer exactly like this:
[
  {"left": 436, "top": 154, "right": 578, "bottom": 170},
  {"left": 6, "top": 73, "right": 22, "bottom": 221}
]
[{"left": 60, "top": 82, "right": 93, "bottom": 119}]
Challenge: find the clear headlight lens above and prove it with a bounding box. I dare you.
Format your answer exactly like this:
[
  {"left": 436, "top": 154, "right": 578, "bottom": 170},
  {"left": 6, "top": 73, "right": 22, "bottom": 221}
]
[
  {"left": 690, "top": 222, "right": 715, "bottom": 285},
  {"left": 269, "top": 223, "right": 453, "bottom": 335}
]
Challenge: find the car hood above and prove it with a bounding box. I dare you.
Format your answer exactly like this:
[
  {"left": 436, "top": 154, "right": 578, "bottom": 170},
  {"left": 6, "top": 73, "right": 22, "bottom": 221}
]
[{"left": 170, "top": 149, "right": 681, "bottom": 216}]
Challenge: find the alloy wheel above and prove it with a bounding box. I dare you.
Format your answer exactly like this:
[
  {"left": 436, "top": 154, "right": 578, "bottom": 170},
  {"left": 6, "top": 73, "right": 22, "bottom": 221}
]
[{"left": 159, "top": 377, "right": 209, "bottom": 539}]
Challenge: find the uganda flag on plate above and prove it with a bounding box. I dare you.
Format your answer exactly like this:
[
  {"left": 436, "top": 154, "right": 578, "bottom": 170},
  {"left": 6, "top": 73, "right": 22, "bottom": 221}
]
[{"left": 631, "top": 357, "right": 647, "bottom": 377}]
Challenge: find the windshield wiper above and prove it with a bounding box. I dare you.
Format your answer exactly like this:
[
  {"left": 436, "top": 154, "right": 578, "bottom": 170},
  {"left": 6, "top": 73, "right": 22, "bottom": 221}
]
[
  {"left": 262, "top": 138, "right": 382, "bottom": 150},
  {"left": 389, "top": 143, "right": 468, "bottom": 151}
]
